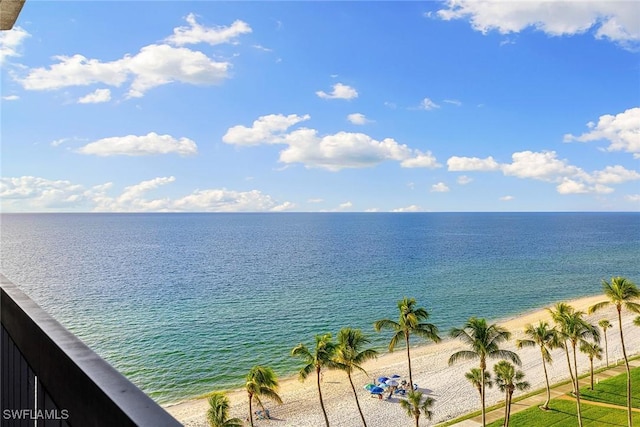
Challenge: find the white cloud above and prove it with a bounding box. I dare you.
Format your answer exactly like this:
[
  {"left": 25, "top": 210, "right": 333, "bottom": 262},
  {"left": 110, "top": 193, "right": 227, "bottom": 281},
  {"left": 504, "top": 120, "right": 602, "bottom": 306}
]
[
  {"left": 307, "top": 198, "right": 324, "bottom": 203},
  {"left": 224, "top": 114, "right": 441, "bottom": 171},
  {"left": 457, "top": 175, "right": 473, "bottom": 185},
  {"left": 556, "top": 178, "right": 613, "bottom": 195},
  {"left": 316, "top": 83, "right": 358, "bottom": 100},
  {"left": 391, "top": 204, "right": 420, "bottom": 212},
  {"left": 223, "top": 114, "right": 311, "bottom": 146},
  {"left": 419, "top": 97, "right": 440, "bottom": 110},
  {"left": 592, "top": 165, "right": 640, "bottom": 184},
  {"left": 347, "top": 113, "right": 371, "bottom": 125},
  {"left": 78, "top": 88, "right": 111, "bottom": 104},
  {"left": 431, "top": 182, "right": 450, "bottom": 192},
  {"left": 165, "top": 14, "right": 252, "bottom": 46},
  {"left": 447, "top": 156, "right": 501, "bottom": 171},
  {"left": 499, "top": 195, "right": 514, "bottom": 201},
  {"left": 400, "top": 151, "right": 440, "bottom": 168},
  {"left": 502, "top": 150, "right": 587, "bottom": 181},
  {"left": 338, "top": 201, "right": 353, "bottom": 210},
  {"left": 18, "top": 16, "right": 244, "bottom": 98},
  {"left": 625, "top": 194, "right": 640, "bottom": 202},
  {"left": 77, "top": 132, "right": 198, "bottom": 156},
  {"left": 444, "top": 99, "right": 462, "bottom": 106},
  {"left": 0, "top": 26, "right": 29, "bottom": 64},
  {"left": 436, "top": 1, "right": 640, "bottom": 49},
  {"left": 563, "top": 107, "right": 640, "bottom": 158},
  {"left": 0, "top": 176, "right": 292, "bottom": 212},
  {"left": 2, "top": 95, "right": 19, "bottom": 101}
]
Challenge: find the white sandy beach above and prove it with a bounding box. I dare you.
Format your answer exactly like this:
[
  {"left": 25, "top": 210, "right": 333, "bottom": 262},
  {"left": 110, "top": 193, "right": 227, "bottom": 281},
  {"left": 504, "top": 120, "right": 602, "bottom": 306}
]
[{"left": 166, "top": 294, "right": 640, "bottom": 427}]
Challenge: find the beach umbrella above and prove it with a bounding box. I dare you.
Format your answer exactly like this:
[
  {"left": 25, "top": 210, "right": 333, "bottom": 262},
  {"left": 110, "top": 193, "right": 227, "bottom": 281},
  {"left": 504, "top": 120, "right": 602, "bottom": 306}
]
[
  {"left": 377, "top": 376, "right": 389, "bottom": 383},
  {"left": 369, "top": 386, "right": 384, "bottom": 394},
  {"left": 386, "top": 380, "right": 399, "bottom": 387},
  {"left": 390, "top": 374, "right": 401, "bottom": 379},
  {"left": 363, "top": 383, "right": 376, "bottom": 391}
]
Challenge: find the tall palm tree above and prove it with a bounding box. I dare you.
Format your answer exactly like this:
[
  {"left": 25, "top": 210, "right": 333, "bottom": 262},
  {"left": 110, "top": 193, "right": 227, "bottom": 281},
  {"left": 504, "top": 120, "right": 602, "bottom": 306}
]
[
  {"left": 449, "top": 317, "right": 521, "bottom": 427},
  {"left": 292, "top": 333, "right": 339, "bottom": 427},
  {"left": 589, "top": 276, "right": 640, "bottom": 427},
  {"left": 516, "top": 321, "right": 555, "bottom": 410},
  {"left": 399, "top": 391, "right": 434, "bottom": 427},
  {"left": 493, "top": 360, "right": 530, "bottom": 427},
  {"left": 206, "top": 392, "right": 243, "bottom": 427},
  {"left": 465, "top": 368, "right": 493, "bottom": 409},
  {"left": 548, "top": 302, "right": 577, "bottom": 394},
  {"left": 374, "top": 297, "right": 441, "bottom": 389},
  {"left": 245, "top": 365, "right": 283, "bottom": 427},
  {"left": 580, "top": 341, "right": 603, "bottom": 390},
  {"left": 556, "top": 309, "right": 600, "bottom": 427},
  {"left": 598, "top": 319, "right": 612, "bottom": 367},
  {"left": 334, "top": 328, "right": 378, "bottom": 427}
]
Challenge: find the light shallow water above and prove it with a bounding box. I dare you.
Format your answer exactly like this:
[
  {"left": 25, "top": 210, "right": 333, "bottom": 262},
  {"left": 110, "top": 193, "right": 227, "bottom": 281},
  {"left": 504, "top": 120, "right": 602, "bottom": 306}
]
[{"left": 1, "top": 212, "right": 638, "bottom": 404}]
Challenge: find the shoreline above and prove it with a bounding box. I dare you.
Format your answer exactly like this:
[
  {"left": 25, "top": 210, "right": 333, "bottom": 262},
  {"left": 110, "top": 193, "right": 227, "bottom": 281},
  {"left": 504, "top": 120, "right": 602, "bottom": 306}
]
[{"left": 165, "top": 293, "right": 639, "bottom": 426}]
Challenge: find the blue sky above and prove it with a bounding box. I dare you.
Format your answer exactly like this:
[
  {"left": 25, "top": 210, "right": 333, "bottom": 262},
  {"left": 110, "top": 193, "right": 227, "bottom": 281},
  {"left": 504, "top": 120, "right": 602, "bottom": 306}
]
[{"left": 1, "top": 1, "right": 638, "bottom": 212}]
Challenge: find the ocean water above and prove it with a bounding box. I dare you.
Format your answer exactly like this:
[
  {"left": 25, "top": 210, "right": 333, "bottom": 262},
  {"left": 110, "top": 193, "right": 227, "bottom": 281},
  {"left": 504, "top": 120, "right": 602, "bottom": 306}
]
[{"left": 0, "top": 212, "right": 638, "bottom": 404}]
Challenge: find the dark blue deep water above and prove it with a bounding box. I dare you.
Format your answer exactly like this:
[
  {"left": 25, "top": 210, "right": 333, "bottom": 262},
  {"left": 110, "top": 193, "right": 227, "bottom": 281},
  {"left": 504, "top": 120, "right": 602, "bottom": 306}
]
[{"left": 1, "top": 212, "right": 638, "bottom": 403}]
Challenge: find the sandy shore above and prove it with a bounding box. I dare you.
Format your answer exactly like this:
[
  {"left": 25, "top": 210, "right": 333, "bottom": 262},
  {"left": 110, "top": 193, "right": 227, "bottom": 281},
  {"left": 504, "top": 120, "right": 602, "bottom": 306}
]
[{"left": 165, "top": 294, "right": 640, "bottom": 426}]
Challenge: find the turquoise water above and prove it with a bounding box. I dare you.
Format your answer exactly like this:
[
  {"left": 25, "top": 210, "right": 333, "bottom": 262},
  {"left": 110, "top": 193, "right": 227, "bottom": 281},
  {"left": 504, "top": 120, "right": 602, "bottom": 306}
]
[{"left": 0, "top": 212, "right": 638, "bottom": 404}]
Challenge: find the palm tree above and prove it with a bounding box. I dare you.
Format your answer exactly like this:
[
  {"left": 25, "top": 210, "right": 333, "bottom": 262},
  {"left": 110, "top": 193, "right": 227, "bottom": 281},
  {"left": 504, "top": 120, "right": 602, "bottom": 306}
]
[
  {"left": 589, "top": 276, "right": 640, "bottom": 427},
  {"left": 516, "top": 321, "right": 555, "bottom": 410},
  {"left": 206, "top": 392, "right": 243, "bottom": 427},
  {"left": 449, "top": 317, "right": 521, "bottom": 427},
  {"left": 635, "top": 316, "right": 640, "bottom": 327},
  {"left": 598, "top": 319, "right": 612, "bottom": 367},
  {"left": 465, "top": 368, "right": 493, "bottom": 409},
  {"left": 493, "top": 360, "right": 530, "bottom": 427},
  {"left": 374, "top": 297, "right": 441, "bottom": 389},
  {"left": 548, "top": 302, "right": 577, "bottom": 394},
  {"left": 556, "top": 309, "right": 600, "bottom": 427},
  {"left": 246, "top": 365, "right": 283, "bottom": 427},
  {"left": 292, "top": 333, "right": 339, "bottom": 427},
  {"left": 334, "top": 328, "right": 378, "bottom": 427},
  {"left": 580, "top": 341, "right": 603, "bottom": 390},
  {"left": 399, "top": 391, "right": 434, "bottom": 427}
]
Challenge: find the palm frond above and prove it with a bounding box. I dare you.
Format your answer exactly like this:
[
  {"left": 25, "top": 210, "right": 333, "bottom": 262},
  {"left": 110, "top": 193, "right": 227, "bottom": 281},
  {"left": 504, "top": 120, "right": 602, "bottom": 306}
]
[
  {"left": 448, "top": 350, "right": 478, "bottom": 366},
  {"left": 588, "top": 300, "right": 610, "bottom": 314}
]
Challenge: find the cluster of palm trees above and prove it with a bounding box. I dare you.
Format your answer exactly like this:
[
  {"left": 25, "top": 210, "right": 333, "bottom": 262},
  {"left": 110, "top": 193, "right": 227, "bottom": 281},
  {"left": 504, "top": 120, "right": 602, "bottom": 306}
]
[{"left": 206, "top": 277, "right": 639, "bottom": 427}]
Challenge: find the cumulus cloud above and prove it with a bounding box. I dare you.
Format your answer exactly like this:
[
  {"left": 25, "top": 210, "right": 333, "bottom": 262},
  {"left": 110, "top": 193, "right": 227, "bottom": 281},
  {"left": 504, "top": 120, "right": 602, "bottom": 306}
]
[
  {"left": 499, "top": 195, "right": 514, "bottom": 201},
  {"left": 0, "top": 26, "right": 29, "bottom": 64},
  {"left": 436, "top": 1, "right": 640, "bottom": 49},
  {"left": 77, "top": 132, "right": 198, "bottom": 156},
  {"left": 0, "top": 176, "right": 293, "bottom": 212},
  {"left": 625, "top": 194, "right": 640, "bottom": 202},
  {"left": 444, "top": 99, "right": 462, "bottom": 106},
  {"left": 419, "top": 97, "right": 440, "bottom": 110},
  {"left": 457, "top": 175, "right": 473, "bottom": 185},
  {"left": 502, "top": 150, "right": 587, "bottom": 181},
  {"left": 431, "top": 182, "right": 450, "bottom": 192},
  {"left": 165, "top": 14, "right": 252, "bottom": 46},
  {"left": 78, "top": 88, "right": 111, "bottom": 104},
  {"left": 347, "top": 113, "right": 371, "bottom": 125},
  {"left": 563, "top": 107, "right": 640, "bottom": 158},
  {"left": 447, "top": 156, "right": 501, "bottom": 171},
  {"left": 391, "top": 205, "right": 420, "bottom": 212},
  {"left": 2, "top": 95, "right": 19, "bottom": 101},
  {"left": 316, "top": 83, "right": 358, "bottom": 100},
  {"left": 16, "top": 15, "right": 251, "bottom": 97},
  {"left": 224, "top": 113, "right": 441, "bottom": 171},
  {"left": 223, "top": 114, "right": 311, "bottom": 146}
]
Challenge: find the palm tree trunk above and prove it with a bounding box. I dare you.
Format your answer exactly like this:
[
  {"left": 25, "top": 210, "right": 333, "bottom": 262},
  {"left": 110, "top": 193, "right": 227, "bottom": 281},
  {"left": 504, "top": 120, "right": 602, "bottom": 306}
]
[
  {"left": 564, "top": 343, "right": 576, "bottom": 394},
  {"left": 506, "top": 389, "right": 513, "bottom": 427},
  {"left": 481, "top": 359, "right": 486, "bottom": 427},
  {"left": 347, "top": 372, "right": 367, "bottom": 427},
  {"left": 590, "top": 357, "right": 594, "bottom": 390},
  {"left": 503, "top": 390, "right": 509, "bottom": 427},
  {"left": 317, "top": 368, "right": 330, "bottom": 427},
  {"left": 405, "top": 332, "right": 413, "bottom": 389},
  {"left": 248, "top": 392, "right": 254, "bottom": 427},
  {"left": 541, "top": 350, "right": 551, "bottom": 409},
  {"left": 414, "top": 413, "right": 419, "bottom": 427},
  {"left": 572, "top": 343, "right": 583, "bottom": 427},
  {"left": 604, "top": 330, "right": 609, "bottom": 367},
  {"left": 617, "top": 306, "right": 633, "bottom": 427}
]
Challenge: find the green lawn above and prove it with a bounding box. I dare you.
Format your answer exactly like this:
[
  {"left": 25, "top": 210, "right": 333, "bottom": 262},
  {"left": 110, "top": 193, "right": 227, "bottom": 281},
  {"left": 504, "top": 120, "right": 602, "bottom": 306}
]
[
  {"left": 486, "top": 399, "right": 640, "bottom": 427},
  {"left": 580, "top": 367, "right": 640, "bottom": 408}
]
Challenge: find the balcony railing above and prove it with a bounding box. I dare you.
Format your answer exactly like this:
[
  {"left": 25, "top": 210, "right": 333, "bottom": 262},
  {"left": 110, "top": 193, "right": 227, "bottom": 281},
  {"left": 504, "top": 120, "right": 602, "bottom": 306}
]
[{"left": 1, "top": 274, "right": 182, "bottom": 426}]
